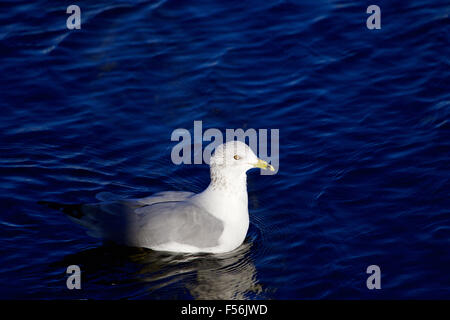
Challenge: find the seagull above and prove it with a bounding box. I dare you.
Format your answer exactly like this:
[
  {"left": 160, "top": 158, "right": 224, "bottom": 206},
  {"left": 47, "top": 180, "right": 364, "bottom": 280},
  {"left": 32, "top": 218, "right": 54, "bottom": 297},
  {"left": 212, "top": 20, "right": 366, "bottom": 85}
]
[{"left": 41, "top": 141, "right": 274, "bottom": 254}]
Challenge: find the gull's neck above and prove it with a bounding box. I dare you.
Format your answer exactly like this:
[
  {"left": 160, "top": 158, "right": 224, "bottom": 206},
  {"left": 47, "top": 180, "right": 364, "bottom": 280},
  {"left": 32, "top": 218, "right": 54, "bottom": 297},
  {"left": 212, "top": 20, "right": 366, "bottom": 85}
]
[
  {"left": 194, "top": 166, "right": 249, "bottom": 217},
  {"left": 209, "top": 166, "right": 247, "bottom": 198}
]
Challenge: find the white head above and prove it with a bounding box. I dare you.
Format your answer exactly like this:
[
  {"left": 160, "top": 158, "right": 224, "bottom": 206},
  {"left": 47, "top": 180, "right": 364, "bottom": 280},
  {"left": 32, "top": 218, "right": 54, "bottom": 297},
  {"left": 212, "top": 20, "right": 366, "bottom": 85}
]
[{"left": 209, "top": 141, "right": 274, "bottom": 175}]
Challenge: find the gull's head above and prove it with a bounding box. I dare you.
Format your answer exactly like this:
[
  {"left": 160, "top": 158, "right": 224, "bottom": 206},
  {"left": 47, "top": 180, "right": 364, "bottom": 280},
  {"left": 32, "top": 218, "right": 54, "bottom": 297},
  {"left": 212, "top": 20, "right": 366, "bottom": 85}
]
[{"left": 209, "top": 141, "right": 274, "bottom": 174}]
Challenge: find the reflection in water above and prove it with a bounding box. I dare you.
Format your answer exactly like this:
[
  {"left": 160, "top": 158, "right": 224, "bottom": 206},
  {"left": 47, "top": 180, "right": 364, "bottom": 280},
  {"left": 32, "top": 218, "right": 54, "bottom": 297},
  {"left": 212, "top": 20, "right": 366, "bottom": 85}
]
[
  {"left": 56, "top": 241, "right": 263, "bottom": 299},
  {"left": 185, "top": 243, "right": 263, "bottom": 300}
]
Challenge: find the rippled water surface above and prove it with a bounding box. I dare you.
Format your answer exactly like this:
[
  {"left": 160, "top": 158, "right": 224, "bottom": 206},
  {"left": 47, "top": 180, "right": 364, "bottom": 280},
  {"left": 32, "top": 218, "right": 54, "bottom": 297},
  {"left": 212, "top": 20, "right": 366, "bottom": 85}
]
[{"left": 0, "top": 0, "right": 449, "bottom": 299}]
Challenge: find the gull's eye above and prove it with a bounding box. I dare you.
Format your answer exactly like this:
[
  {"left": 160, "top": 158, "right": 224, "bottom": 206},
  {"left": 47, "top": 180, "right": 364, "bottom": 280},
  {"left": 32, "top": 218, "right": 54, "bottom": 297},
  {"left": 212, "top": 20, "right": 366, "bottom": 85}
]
[{"left": 234, "top": 155, "right": 240, "bottom": 160}]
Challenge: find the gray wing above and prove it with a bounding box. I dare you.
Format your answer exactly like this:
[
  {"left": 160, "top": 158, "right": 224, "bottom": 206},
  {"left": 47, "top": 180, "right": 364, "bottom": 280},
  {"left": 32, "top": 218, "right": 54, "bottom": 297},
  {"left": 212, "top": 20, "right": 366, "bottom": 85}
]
[
  {"left": 69, "top": 198, "right": 224, "bottom": 249},
  {"left": 132, "top": 201, "right": 224, "bottom": 249}
]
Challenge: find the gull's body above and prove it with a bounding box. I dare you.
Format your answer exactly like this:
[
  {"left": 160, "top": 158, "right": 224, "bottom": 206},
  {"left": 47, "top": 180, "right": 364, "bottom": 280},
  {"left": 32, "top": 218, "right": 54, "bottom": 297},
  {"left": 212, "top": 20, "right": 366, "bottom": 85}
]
[{"left": 44, "top": 141, "right": 274, "bottom": 254}]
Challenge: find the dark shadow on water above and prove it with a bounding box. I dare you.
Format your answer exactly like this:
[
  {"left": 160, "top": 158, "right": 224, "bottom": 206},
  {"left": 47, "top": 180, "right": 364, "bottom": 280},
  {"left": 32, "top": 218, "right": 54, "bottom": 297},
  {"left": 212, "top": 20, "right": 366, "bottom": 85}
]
[{"left": 53, "top": 241, "right": 264, "bottom": 299}]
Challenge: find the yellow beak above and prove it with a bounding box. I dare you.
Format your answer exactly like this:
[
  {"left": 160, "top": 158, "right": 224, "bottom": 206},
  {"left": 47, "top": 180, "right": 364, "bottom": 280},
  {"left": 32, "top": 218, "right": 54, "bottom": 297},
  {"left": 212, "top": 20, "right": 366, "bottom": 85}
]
[{"left": 253, "top": 159, "right": 275, "bottom": 172}]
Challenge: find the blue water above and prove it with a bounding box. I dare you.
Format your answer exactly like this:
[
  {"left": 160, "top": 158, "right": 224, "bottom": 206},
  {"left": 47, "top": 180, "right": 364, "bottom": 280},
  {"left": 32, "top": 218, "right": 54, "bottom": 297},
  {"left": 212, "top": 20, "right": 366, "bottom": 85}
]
[{"left": 0, "top": 0, "right": 449, "bottom": 299}]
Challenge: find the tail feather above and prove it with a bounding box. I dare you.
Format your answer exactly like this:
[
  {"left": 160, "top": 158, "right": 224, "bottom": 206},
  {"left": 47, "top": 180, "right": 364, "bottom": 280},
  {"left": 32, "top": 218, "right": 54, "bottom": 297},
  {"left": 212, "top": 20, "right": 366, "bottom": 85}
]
[{"left": 38, "top": 198, "right": 145, "bottom": 243}]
